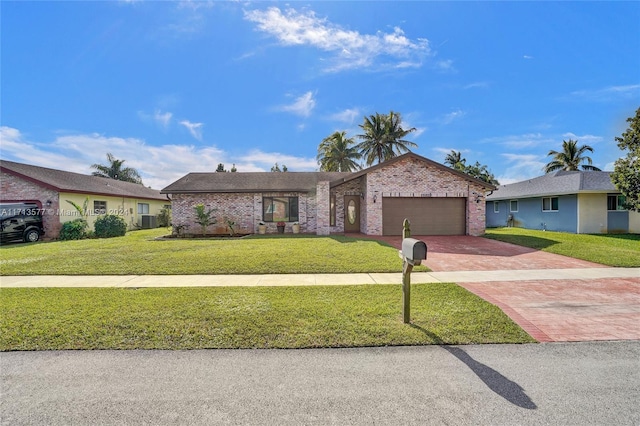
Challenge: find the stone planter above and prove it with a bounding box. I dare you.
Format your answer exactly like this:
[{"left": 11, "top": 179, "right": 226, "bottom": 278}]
[
  {"left": 292, "top": 224, "right": 300, "bottom": 234},
  {"left": 258, "top": 225, "right": 266, "bottom": 234}
]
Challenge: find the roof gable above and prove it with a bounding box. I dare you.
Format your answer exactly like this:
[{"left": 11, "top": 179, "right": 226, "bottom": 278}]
[
  {"left": 330, "top": 152, "right": 496, "bottom": 189},
  {"left": 487, "top": 170, "right": 617, "bottom": 200},
  {"left": 0, "top": 160, "right": 166, "bottom": 201}
]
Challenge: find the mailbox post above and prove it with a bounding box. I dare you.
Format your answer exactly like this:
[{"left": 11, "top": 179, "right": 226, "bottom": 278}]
[{"left": 399, "top": 219, "right": 427, "bottom": 324}]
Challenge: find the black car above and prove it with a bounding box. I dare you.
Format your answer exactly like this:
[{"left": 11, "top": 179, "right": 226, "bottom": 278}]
[{"left": 0, "top": 202, "right": 45, "bottom": 244}]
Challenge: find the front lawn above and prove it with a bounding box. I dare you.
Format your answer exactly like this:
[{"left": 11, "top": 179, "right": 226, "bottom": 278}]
[
  {"left": 0, "top": 284, "right": 535, "bottom": 350},
  {"left": 485, "top": 228, "right": 640, "bottom": 267},
  {"left": 0, "top": 229, "right": 425, "bottom": 275}
]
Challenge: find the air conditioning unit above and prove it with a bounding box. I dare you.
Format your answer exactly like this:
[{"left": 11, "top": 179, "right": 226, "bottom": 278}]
[{"left": 140, "top": 215, "right": 157, "bottom": 229}]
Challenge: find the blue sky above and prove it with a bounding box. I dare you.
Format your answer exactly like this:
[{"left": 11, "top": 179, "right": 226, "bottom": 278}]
[{"left": 2, "top": 1, "right": 639, "bottom": 190}]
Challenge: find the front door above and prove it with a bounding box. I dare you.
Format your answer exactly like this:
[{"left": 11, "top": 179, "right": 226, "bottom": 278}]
[{"left": 344, "top": 195, "right": 360, "bottom": 233}]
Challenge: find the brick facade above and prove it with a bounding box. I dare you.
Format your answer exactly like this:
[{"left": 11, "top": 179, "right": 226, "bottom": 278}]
[
  {"left": 332, "top": 156, "right": 489, "bottom": 236},
  {"left": 1, "top": 171, "right": 61, "bottom": 239},
  {"left": 168, "top": 154, "right": 490, "bottom": 237},
  {"left": 329, "top": 178, "right": 364, "bottom": 234},
  {"left": 172, "top": 192, "right": 313, "bottom": 235}
]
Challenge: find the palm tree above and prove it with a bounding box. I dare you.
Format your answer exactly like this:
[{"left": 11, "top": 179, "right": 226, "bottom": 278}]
[
  {"left": 444, "top": 150, "right": 466, "bottom": 171},
  {"left": 91, "top": 153, "right": 143, "bottom": 184},
  {"left": 317, "top": 131, "right": 362, "bottom": 172},
  {"left": 356, "top": 111, "right": 417, "bottom": 166},
  {"left": 544, "top": 139, "right": 601, "bottom": 173}
]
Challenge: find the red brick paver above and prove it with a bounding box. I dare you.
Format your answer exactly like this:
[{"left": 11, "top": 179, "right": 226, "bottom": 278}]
[
  {"left": 350, "top": 234, "right": 606, "bottom": 271},
  {"left": 347, "top": 234, "right": 639, "bottom": 342},
  {"left": 459, "top": 278, "right": 640, "bottom": 342}
]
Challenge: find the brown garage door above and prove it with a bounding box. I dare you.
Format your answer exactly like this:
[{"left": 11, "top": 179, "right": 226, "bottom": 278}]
[{"left": 382, "top": 197, "right": 466, "bottom": 235}]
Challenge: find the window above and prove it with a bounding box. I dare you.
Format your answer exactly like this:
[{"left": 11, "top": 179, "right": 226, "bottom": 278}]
[
  {"left": 93, "top": 200, "right": 106, "bottom": 215},
  {"left": 263, "top": 197, "right": 299, "bottom": 222},
  {"left": 137, "top": 203, "right": 149, "bottom": 214},
  {"left": 330, "top": 194, "right": 336, "bottom": 226},
  {"left": 510, "top": 200, "right": 518, "bottom": 212},
  {"left": 607, "top": 195, "right": 626, "bottom": 211},
  {"left": 542, "top": 197, "right": 559, "bottom": 212},
  {"left": 493, "top": 202, "right": 499, "bottom": 213}
]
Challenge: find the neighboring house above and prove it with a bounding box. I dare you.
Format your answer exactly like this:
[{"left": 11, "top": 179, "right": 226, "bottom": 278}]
[
  {"left": 161, "top": 152, "right": 495, "bottom": 237},
  {"left": 1, "top": 160, "right": 169, "bottom": 239},
  {"left": 486, "top": 170, "right": 640, "bottom": 234}
]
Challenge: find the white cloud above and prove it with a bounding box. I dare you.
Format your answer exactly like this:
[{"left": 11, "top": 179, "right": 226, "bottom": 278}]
[
  {"left": 463, "top": 81, "right": 489, "bottom": 90},
  {"left": 497, "top": 153, "right": 546, "bottom": 183},
  {"left": 329, "top": 108, "right": 361, "bottom": 124},
  {"left": 244, "top": 7, "right": 432, "bottom": 72},
  {"left": 481, "top": 133, "right": 553, "bottom": 149},
  {"left": 154, "top": 110, "right": 173, "bottom": 128},
  {"left": 180, "top": 120, "right": 204, "bottom": 140},
  {"left": 242, "top": 149, "right": 318, "bottom": 171},
  {"left": 138, "top": 109, "right": 173, "bottom": 129},
  {"left": 0, "top": 127, "right": 321, "bottom": 190},
  {"left": 401, "top": 116, "right": 426, "bottom": 139},
  {"left": 523, "top": 55, "right": 533, "bottom": 60},
  {"left": 278, "top": 91, "right": 316, "bottom": 117},
  {"left": 439, "top": 109, "right": 465, "bottom": 125},
  {"left": 561, "top": 132, "right": 603, "bottom": 144},
  {"left": 410, "top": 127, "right": 426, "bottom": 139},
  {"left": 434, "top": 59, "right": 454, "bottom": 72},
  {"left": 569, "top": 84, "right": 640, "bottom": 101}
]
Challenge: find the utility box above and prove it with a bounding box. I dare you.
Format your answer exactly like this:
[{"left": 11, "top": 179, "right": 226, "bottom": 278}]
[
  {"left": 140, "top": 215, "right": 157, "bottom": 229},
  {"left": 402, "top": 238, "right": 427, "bottom": 265}
]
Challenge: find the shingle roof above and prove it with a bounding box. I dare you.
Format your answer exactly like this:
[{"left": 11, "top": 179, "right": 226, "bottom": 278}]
[
  {"left": 162, "top": 152, "right": 496, "bottom": 194},
  {"left": 486, "top": 170, "right": 617, "bottom": 200},
  {"left": 161, "top": 171, "right": 352, "bottom": 194},
  {"left": 1, "top": 160, "right": 166, "bottom": 201}
]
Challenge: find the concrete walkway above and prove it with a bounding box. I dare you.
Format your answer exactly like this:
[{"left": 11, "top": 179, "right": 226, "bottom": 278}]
[
  {"left": 3, "top": 268, "right": 638, "bottom": 344},
  {"left": 2, "top": 267, "right": 638, "bottom": 287},
  {"left": 3, "top": 234, "right": 639, "bottom": 343}
]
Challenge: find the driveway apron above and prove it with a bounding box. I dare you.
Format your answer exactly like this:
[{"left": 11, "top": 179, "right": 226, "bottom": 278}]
[{"left": 351, "top": 234, "right": 640, "bottom": 343}]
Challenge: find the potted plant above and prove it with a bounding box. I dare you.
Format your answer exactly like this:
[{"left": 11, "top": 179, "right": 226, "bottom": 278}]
[
  {"left": 257, "top": 221, "right": 266, "bottom": 235},
  {"left": 276, "top": 221, "right": 285, "bottom": 234},
  {"left": 292, "top": 221, "right": 300, "bottom": 234}
]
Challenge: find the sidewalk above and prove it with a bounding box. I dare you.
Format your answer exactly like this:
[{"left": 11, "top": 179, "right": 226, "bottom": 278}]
[{"left": 1, "top": 267, "right": 639, "bottom": 287}]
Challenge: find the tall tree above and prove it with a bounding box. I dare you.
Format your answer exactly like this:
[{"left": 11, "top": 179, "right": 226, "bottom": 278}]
[
  {"left": 317, "top": 131, "right": 362, "bottom": 172},
  {"left": 443, "top": 151, "right": 498, "bottom": 185},
  {"left": 464, "top": 161, "right": 500, "bottom": 186},
  {"left": 544, "top": 139, "right": 601, "bottom": 173},
  {"left": 91, "top": 153, "right": 143, "bottom": 184},
  {"left": 611, "top": 107, "right": 640, "bottom": 212},
  {"left": 444, "top": 150, "right": 466, "bottom": 171},
  {"left": 215, "top": 163, "right": 226, "bottom": 172},
  {"left": 356, "top": 111, "right": 417, "bottom": 166}
]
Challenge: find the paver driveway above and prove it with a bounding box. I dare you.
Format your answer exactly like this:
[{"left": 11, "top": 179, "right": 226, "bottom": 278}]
[
  {"left": 357, "top": 234, "right": 606, "bottom": 271},
  {"left": 351, "top": 234, "right": 640, "bottom": 342}
]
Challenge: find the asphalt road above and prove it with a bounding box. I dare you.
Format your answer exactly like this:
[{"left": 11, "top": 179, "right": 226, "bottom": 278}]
[{"left": 1, "top": 341, "right": 639, "bottom": 425}]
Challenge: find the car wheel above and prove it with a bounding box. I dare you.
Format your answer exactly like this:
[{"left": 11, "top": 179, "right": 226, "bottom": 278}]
[{"left": 24, "top": 229, "right": 40, "bottom": 243}]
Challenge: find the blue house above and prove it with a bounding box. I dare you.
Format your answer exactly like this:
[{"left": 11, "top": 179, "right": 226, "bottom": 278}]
[{"left": 486, "top": 171, "right": 640, "bottom": 234}]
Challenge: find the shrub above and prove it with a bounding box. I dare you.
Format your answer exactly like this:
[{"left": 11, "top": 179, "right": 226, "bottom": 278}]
[
  {"left": 194, "top": 204, "right": 216, "bottom": 236},
  {"left": 94, "top": 214, "right": 127, "bottom": 238},
  {"left": 158, "top": 207, "right": 171, "bottom": 227},
  {"left": 59, "top": 219, "right": 88, "bottom": 241}
]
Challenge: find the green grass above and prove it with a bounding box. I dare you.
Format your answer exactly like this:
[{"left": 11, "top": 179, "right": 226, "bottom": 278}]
[
  {"left": 485, "top": 227, "right": 640, "bottom": 267},
  {"left": 0, "top": 229, "right": 426, "bottom": 275},
  {"left": 0, "top": 285, "right": 535, "bottom": 350}
]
